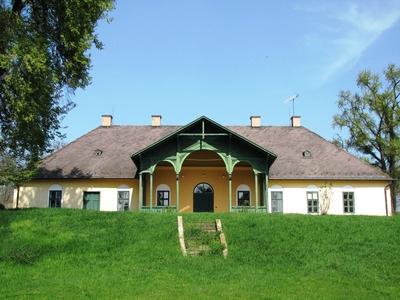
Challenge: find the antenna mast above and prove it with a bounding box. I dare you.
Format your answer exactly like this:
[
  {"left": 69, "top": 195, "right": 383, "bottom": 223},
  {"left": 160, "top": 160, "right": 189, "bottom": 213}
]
[{"left": 284, "top": 94, "right": 299, "bottom": 116}]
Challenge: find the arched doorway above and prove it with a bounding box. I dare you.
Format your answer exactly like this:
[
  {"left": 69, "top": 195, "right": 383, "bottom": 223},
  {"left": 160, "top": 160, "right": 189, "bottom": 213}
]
[{"left": 193, "top": 183, "right": 214, "bottom": 212}]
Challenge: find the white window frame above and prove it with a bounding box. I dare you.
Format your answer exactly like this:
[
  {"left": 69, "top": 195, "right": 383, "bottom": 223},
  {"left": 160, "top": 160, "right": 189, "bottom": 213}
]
[
  {"left": 236, "top": 184, "right": 251, "bottom": 206},
  {"left": 48, "top": 184, "right": 63, "bottom": 208},
  {"left": 270, "top": 185, "right": 284, "bottom": 213},
  {"left": 342, "top": 186, "right": 355, "bottom": 214},
  {"left": 117, "top": 185, "right": 131, "bottom": 211}
]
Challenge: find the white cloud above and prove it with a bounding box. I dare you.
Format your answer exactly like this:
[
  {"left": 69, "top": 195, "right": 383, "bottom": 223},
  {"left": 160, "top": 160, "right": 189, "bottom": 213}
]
[{"left": 297, "top": 1, "right": 400, "bottom": 80}]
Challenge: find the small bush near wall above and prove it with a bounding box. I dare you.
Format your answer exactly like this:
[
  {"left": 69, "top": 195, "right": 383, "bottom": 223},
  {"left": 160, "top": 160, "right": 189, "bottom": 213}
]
[{"left": 0, "top": 185, "right": 13, "bottom": 209}]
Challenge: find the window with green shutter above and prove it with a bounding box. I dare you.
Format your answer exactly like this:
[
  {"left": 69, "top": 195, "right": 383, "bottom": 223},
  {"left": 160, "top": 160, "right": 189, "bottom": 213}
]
[
  {"left": 83, "top": 192, "right": 100, "bottom": 210},
  {"left": 343, "top": 192, "right": 355, "bottom": 213},
  {"left": 307, "top": 191, "right": 319, "bottom": 213}
]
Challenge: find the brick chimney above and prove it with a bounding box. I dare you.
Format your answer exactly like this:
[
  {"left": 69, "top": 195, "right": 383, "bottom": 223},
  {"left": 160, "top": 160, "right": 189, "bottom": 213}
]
[
  {"left": 291, "top": 116, "right": 301, "bottom": 127},
  {"left": 151, "top": 115, "right": 162, "bottom": 127},
  {"left": 101, "top": 115, "right": 113, "bottom": 127},
  {"left": 250, "top": 116, "right": 261, "bottom": 127}
]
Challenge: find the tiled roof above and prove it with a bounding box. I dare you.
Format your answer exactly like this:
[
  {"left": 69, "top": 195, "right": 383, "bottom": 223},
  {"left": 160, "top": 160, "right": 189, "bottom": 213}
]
[{"left": 37, "top": 124, "right": 390, "bottom": 180}]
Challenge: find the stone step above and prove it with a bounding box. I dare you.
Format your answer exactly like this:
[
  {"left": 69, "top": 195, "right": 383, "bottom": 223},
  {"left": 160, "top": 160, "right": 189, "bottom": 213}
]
[
  {"left": 191, "top": 222, "right": 216, "bottom": 232},
  {"left": 187, "top": 245, "right": 211, "bottom": 256}
]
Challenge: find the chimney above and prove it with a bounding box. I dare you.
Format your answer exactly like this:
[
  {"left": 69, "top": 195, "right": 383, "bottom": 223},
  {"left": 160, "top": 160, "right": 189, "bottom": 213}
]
[
  {"left": 101, "top": 115, "right": 113, "bottom": 127},
  {"left": 151, "top": 115, "right": 162, "bottom": 127},
  {"left": 291, "top": 116, "right": 301, "bottom": 127},
  {"left": 250, "top": 116, "right": 261, "bottom": 127}
]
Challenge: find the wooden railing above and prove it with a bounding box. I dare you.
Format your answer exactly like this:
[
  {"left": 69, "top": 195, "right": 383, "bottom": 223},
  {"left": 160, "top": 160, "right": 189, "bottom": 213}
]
[
  {"left": 140, "top": 206, "right": 267, "bottom": 213},
  {"left": 231, "top": 206, "right": 267, "bottom": 213},
  {"left": 140, "top": 206, "right": 177, "bottom": 212}
]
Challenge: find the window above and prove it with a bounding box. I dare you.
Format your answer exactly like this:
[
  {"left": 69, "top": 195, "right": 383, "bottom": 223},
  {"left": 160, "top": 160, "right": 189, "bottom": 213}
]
[
  {"left": 83, "top": 192, "right": 100, "bottom": 210},
  {"left": 117, "top": 190, "right": 130, "bottom": 211},
  {"left": 302, "top": 150, "right": 312, "bottom": 158},
  {"left": 343, "top": 192, "right": 355, "bottom": 213},
  {"left": 307, "top": 191, "right": 319, "bottom": 213},
  {"left": 236, "top": 184, "right": 250, "bottom": 206},
  {"left": 157, "top": 190, "right": 170, "bottom": 206},
  {"left": 237, "top": 191, "right": 250, "bottom": 206},
  {"left": 271, "top": 191, "right": 283, "bottom": 213},
  {"left": 156, "top": 184, "right": 171, "bottom": 207},
  {"left": 49, "top": 190, "right": 62, "bottom": 208}
]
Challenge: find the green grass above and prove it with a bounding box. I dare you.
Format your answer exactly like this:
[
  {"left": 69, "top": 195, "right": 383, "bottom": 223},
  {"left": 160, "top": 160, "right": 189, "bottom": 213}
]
[{"left": 0, "top": 209, "right": 399, "bottom": 299}]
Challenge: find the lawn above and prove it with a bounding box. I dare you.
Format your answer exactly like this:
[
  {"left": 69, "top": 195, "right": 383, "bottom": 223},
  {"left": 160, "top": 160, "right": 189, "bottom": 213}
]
[{"left": 0, "top": 209, "right": 399, "bottom": 299}]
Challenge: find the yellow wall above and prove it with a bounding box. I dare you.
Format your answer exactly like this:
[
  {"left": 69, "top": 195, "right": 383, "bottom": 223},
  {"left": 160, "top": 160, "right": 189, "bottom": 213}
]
[
  {"left": 16, "top": 179, "right": 137, "bottom": 210},
  {"left": 146, "top": 166, "right": 256, "bottom": 212},
  {"left": 16, "top": 175, "right": 391, "bottom": 215}
]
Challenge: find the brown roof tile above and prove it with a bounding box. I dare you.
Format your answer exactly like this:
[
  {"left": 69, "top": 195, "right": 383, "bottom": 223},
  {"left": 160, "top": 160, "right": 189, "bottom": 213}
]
[{"left": 37, "top": 124, "right": 390, "bottom": 180}]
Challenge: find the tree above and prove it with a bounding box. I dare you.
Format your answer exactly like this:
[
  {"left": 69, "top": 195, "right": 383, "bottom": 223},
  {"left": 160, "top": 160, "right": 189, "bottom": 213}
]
[
  {"left": 0, "top": 154, "right": 36, "bottom": 208},
  {"left": 0, "top": 0, "right": 114, "bottom": 189},
  {"left": 0, "top": 0, "right": 115, "bottom": 159},
  {"left": 319, "top": 182, "right": 333, "bottom": 215},
  {"left": 333, "top": 64, "right": 400, "bottom": 213}
]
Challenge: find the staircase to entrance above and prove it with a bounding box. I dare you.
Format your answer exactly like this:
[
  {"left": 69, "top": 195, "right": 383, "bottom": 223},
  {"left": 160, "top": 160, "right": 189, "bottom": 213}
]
[{"left": 177, "top": 216, "right": 228, "bottom": 258}]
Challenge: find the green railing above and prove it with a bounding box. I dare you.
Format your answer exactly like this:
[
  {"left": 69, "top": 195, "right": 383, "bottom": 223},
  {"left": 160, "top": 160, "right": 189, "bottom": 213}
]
[
  {"left": 231, "top": 206, "right": 267, "bottom": 213},
  {"left": 140, "top": 206, "right": 177, "bottom": 213},
  {"left": 140, "top": 206, "right": 267, "bottom": 213}
]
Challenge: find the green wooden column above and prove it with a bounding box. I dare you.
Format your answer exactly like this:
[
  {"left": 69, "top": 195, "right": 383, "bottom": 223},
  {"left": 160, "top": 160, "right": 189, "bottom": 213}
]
[
  {"left": 228, "top": 173, "right": 232, "bottom": 212},
  {"left": 139, "top": 172, "right": 143, "bottom": 210},
  {"left": 149, "top": 173, "right": 153, "bottom": 210},
  {"left": 262, "top": 173, "right": 267, "bottom": 211},
  {"left": 176, "top": 173, "right": 180, "bottom": 212},
  {"left": 265, "top": 173, "right": 269, "bottom": 213},
  {"left": 255, "top": 173, "right": 259, "bottom": 210}
]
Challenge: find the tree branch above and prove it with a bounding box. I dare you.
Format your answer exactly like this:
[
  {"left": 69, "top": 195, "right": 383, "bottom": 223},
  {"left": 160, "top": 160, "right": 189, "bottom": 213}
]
[{"left": 12, "top": 0, "right": 25, "bottom": 15}]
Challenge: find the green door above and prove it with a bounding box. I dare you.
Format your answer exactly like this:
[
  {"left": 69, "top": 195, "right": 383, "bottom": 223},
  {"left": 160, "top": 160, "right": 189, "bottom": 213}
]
[
  {"left": 83, "top": 192, "right": 100, "bottom": 210},
  {"left": 193, "top": 183, "right": 214, "bottom": 212}
]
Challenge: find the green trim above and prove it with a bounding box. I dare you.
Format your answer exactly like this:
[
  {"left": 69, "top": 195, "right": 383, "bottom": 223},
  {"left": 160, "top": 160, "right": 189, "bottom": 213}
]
[
  {"left": 228, "top": 174, "right": 232, "bottom": 212},
  {"left": 139, "top": 173, "right": 143, "bottom": 210},
  {"left": 141, "top": 206, "right": 177, "bottom": 213},
  {"left": 131, "top": 116, "right": 277, "bottom": 175},
  {"left": 131, "top": 116, "right": 277, "bottom": 159},
  {"left": 149, "top": 173, "right": 153, "bottom": 210},
  {"left": 255, "top": 173, "right": 259, "bottom": 210},
  {"left": 231, "top": 206, "right": 267, "bottom": 213},
  {"left": 265, "top": 173, "right": 269, "bottom": 212},
  {"left": 176, "top": 174, "right": 180, "bottom": 212}
]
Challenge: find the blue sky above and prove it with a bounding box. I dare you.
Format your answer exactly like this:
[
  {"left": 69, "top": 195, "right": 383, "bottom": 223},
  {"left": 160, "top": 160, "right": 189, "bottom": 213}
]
[{"left": 63, "top": 0, "right": 400, "bottom": 142}]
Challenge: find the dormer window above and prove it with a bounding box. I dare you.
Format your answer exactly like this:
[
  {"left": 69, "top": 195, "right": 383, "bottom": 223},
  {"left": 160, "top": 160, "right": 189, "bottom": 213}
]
[
  {"left": 94, "top": 149, "right": 103, "bottom": 156},
  {"left": 302, "top": 150, "right": 312, "bottom": 158}
]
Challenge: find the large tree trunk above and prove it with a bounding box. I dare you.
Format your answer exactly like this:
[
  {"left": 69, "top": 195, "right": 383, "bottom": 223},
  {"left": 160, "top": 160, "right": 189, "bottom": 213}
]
[
  {"left": 16, "top": 185, "right": 20, "bottom": 209},
  {"left": 390, "top": 183, "right": 396, "bottom": 215}
]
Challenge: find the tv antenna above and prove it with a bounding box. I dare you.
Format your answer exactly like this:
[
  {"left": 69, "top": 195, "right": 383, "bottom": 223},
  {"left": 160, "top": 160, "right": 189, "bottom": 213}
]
[{"left": 284, "top": 94, "right": 299, "bottom": 116}]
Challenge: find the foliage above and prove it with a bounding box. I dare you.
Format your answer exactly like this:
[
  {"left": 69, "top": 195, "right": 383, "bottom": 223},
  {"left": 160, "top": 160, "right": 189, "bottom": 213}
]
[
  {"left": 0, "top": 210, "right": 399, "bottom": 299},
  {"left": 333, "top": 64, "right": 400, "bottom": 210},
  {"left": 0, "top": 0, "right": 114, "bottom": 165},
  {"left": 0, "top": 183, "right": 13, "bottom": 208},
  {"left": 319, "top": 182, "right": 333, "bottom": 215},
  {"left": 0, "top": 154, "right": 38, "bottom": 208}
]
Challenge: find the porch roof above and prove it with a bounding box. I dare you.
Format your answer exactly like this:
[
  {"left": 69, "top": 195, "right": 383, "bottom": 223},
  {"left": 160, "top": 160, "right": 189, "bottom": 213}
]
[{"left": 131, "top": 116, "right": 277, "bottom": 174}]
